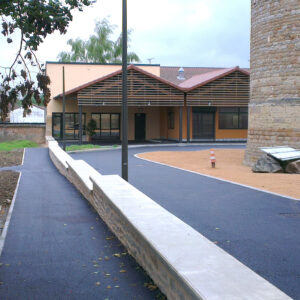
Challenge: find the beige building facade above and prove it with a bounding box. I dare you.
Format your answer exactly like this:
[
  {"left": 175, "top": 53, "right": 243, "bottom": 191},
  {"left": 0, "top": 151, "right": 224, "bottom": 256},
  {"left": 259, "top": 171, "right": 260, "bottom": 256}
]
[{"left": 46, "top": 62, "right": 249, "bottom": 143}]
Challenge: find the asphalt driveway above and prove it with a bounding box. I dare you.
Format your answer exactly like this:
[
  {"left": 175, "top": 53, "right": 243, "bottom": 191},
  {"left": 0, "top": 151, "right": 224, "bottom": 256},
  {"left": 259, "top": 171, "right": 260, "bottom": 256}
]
[
  {"left": 0, "top": 148, "right": 164, "bottom": 300},
  {"left": 71, "top": 144, "right": 300, "bottom": 300}
]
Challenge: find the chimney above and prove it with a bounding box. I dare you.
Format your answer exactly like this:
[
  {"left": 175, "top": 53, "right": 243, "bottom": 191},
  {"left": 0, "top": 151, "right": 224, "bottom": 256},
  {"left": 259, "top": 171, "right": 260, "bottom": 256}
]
[{"left": 177, "top": 67, "right": 185, "bottom": 80}]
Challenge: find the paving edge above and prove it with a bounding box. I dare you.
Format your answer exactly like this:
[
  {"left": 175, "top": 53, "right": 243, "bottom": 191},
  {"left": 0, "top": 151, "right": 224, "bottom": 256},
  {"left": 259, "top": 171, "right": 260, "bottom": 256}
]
[
  {"left": 135, "top": 153, "right": 300, "bottom": 201},
  {"left": 21, "top": 148, "right": 25, "bottom": 166},
  {"left": 66, "top": 143, "right": 246, "bottom": 154},
  {"left": 48, "top": 144, "right": 292, "bottom": 300},
  {"left": 0, "top": 172, "right": 22, "bottom": 257}
]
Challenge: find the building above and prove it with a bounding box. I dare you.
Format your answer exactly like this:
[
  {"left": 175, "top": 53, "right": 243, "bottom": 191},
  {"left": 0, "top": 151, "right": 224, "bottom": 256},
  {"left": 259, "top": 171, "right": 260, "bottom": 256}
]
[
  {"left": 10, "top": 105, "right": 45, "bottom": 123},
  {"left": 46, "top": 62, "right": 249, "bottom": 142},
  {"left": 244, "top": 0, "right": 300, "bottom": 165}
]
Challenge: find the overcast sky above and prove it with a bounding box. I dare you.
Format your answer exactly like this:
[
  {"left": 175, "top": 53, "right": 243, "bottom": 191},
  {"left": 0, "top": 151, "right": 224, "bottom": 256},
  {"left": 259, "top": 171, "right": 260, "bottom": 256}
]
[{"left": 1, "top": 0, "right": 251, "bottom": 69}]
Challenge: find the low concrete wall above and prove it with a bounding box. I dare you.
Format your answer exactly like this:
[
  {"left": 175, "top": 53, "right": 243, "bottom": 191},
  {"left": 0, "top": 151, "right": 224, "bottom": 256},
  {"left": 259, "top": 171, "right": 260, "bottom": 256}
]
[
  {"left": 47, "top": 138, "right": 291, "bottom": 300},
  {"left": 48, "top": 143, "right": 73, "bottom": 177},
  {"left": 0, "top": 123, "right": 46, "bottom": 144}
]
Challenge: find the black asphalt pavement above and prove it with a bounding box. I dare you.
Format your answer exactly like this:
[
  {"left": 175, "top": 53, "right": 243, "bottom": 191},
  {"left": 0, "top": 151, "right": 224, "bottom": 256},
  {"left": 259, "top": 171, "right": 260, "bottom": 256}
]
[
  {"left": 71, "top": 145, "right": 300, "bottom": 300},
  {"left": 0, "top": 148, "right": 164, "bottom": 300}
]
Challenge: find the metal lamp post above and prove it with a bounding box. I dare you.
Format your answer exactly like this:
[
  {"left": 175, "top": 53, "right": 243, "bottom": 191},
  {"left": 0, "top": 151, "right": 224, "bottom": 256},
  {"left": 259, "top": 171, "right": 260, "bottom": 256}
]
[
  {"left": 122, "top": 0, "right": 128, "bottom": 181},
  {"left": 62, "top": 66, "right": 66, "bottom": 151}
]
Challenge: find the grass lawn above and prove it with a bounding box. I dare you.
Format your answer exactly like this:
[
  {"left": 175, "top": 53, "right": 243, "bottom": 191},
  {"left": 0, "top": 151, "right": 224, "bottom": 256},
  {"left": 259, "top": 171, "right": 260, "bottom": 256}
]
[
  {"left": 66, "top": 144, "right": 102, "bottom": 151},
  {"left": 0, "top": 140, "right": 39, "bottom": 152},
  {"left": 66, "top": 144, "right": 119, "bottom": 151}
]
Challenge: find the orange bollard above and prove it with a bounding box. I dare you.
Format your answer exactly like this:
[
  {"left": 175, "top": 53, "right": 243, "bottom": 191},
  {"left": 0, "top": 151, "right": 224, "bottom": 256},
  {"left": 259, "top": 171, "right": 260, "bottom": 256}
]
[{"left": 210, "top": 149, "right": 216, "bottom": 168}]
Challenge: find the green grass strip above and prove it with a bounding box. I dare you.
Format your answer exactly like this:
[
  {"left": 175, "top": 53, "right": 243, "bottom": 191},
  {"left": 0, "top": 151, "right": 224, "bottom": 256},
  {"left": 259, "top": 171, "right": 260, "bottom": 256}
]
[
  {"left": 66, "top": 144, "right": 102, "bottom": 151},
  {"left": 0, "top": 140, "right": 39, "bottom": 151}
]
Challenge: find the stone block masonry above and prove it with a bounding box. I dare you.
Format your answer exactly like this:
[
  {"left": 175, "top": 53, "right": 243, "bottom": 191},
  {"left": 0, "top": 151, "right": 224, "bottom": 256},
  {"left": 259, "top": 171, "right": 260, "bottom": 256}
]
[
  {"left": 0, "top": 123, "right": 46, "bottom": 144},
  {"left": 244, "top": 0, "right": 300, "bottom": 165},
  {"left": 47, "top": 136, "right": 291, "bottom": 299}
]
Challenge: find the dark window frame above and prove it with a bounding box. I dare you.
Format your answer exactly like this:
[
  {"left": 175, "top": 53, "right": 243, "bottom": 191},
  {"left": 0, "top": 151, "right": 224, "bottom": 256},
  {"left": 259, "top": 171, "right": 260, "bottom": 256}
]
[
  {"left": 168, "top": 110, "right": 175, "bottom": 130},
  {"left": 91, "top": 113, "right": 120, "bottom": 138},
  {"left": 218, "top": 107, "right": 248, "bottom": 130},
  {"left": 52, "top": 112, "right": 86, "bottom": 140}
]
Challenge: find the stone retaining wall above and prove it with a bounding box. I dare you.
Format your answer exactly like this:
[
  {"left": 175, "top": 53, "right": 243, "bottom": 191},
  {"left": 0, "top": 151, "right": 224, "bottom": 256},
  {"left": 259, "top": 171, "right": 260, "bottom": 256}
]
[
  {"left": 0, "top": 123, "right": 46, "bottom": 144},
  {"left": 47, "top": 137, "right": 291, "bottom": 300}
]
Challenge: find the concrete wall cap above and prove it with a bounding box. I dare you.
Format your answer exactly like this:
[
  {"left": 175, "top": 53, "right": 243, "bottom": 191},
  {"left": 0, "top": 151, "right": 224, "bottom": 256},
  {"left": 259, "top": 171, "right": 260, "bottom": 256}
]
[
  {"left": 67, "top": 160, "right": 101, "bottom": 191},
  {"left": 90, "top": 174, "right": 291, "bottom": 299},
  {"left": 49, "top": 145, "right": 73, "bottom": 168}
]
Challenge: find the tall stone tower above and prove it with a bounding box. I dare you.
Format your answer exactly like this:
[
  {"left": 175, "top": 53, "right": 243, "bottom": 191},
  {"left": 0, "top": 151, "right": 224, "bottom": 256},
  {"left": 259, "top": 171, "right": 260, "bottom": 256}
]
[{"left": 244, "top": 0, "right": 300, "bottom": 165}]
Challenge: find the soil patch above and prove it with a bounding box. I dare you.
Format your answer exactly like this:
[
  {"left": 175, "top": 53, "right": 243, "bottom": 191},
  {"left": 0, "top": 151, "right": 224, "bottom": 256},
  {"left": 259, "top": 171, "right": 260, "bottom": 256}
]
[
  {"left": 0, "top": 149, "right": 23, "bottom": 167},
  {"left": 138, "top": 149, "right": 300, "bottom": 199},
  {"left": 0, "top": 171, "right": 19, "bottom": 234}
]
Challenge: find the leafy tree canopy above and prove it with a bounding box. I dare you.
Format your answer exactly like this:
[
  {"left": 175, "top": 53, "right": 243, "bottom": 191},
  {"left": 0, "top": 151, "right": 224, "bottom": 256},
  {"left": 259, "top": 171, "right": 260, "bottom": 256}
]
[
  {"left": 0, "top": 0, "right": 93, "bottom": 120},
  {"left": 57, "top": 18, "right": 140, "bottom": 64}
]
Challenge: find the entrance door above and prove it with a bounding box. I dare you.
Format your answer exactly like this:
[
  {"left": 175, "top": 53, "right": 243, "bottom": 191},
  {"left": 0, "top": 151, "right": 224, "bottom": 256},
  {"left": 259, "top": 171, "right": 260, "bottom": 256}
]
[
  {"left": 192, "top": 108, "right": 215, "bottom": 140},
  {"left": 135, "top": 113, "right": 146, "bottom": 141}
]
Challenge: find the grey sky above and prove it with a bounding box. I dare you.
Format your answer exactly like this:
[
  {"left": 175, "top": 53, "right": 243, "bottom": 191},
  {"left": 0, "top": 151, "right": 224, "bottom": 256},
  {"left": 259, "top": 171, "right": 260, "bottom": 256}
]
[{"left": 0, "top": 0, "right": 251, "bottom": 69}]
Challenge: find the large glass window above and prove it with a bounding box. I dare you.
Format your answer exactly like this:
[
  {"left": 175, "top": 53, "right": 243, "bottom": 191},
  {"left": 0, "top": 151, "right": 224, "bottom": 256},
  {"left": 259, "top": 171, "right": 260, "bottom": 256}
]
[
  {"left": 52, "top": 114, "right": 62, "bottom": 139},
  {"left": 168, "top": 110, "right": 175, "bottom": 129},
  {"left": 111, "top": 114, "right": 120, "bottom": 137},
  {"left": 91, "top": 113, "right": 120, "bottom": 138},
  {"left": 52, "top": 113, "right": 86, "bottom": 140},
  {"left": 219, "top": 107, "right": 248, "bottom": 129}
]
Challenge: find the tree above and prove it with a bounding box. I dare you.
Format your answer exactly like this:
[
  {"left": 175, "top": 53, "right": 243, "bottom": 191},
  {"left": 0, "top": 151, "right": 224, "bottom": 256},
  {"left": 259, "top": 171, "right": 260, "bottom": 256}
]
[
  {"left": 57, "top": 18, "right": 140, "bottom": 64},
  {"left": 0, "top": 0, "right": 93, "bottom": 121}
]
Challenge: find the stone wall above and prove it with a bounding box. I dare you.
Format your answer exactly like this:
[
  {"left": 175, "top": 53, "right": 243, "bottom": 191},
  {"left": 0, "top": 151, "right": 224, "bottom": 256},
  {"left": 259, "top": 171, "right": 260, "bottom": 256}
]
[
  {"left": 244, "top": 0, "right": 300, "bottom": 165},
  {"left": 47, "top": 139, "right": 291, "bottom": 300},
  {"left": 0, "top": 123, "right": 46, "bottom": 144}
]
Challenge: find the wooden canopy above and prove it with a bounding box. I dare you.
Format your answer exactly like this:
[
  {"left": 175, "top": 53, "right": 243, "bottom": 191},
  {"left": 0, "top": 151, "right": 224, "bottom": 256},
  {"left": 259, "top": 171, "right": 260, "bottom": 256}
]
[
  {"left": 186, "top": 70, "right": 249, "bottom": 107},
  {"left": 54, "top": 65, "right": 250, "bottom": 108},
  {"left": 55, "top": 65, "right": 185, "bottom": 107}
]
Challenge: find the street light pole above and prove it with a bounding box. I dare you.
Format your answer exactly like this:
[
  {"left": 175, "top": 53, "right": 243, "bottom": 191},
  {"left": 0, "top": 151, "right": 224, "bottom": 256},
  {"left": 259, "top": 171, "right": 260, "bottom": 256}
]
[
  {"left": 122, "top": 0, "right": 128, "bottom": 181},
  {"left": 62, "top": 66, "right": 66, "bottom": 151}
]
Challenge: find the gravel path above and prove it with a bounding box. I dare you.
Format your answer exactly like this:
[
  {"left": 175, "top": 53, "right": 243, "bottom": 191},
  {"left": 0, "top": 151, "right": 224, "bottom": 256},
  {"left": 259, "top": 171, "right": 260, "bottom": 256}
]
[{"left": 138, "top": 149, "right": 300, "bottom": 199}]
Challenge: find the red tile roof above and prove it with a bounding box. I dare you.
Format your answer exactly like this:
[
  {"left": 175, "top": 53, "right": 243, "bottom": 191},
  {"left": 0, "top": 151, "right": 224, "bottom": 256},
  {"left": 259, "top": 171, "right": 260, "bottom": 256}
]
[
  {"left": 179, "top": 66, "right": 250, "bottom": 91},
  {"left": 160, "top": 66, "right": 225, "bottom": 85}
]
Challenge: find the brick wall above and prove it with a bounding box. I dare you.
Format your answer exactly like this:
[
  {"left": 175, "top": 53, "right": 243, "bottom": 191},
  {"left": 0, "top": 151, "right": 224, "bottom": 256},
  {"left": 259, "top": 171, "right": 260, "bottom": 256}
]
[
  {"left": 244, "top": 0, "right": 300, "bottom": 165},
  {"left": 0, "top": 124, "right": 46, "bottom": 144}
]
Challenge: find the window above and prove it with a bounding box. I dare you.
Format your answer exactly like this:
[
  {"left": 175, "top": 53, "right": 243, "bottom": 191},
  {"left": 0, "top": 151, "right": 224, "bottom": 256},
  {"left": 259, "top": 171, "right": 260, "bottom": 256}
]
[
  {"left": 91, "top": 113, "right": 120, "bottom": 138},
  {"left": 168, "top": 110, "right": 175, "bottom": 129},
  {"left": 52, "top": 113, "right": 86, "bottom": 140},
  {"left": 219, "top": 107, "right": 248, "bottom": 129}
]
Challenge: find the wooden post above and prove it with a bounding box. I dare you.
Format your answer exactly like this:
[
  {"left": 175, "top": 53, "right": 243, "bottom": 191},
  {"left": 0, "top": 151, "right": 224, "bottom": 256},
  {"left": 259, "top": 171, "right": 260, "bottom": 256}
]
[
  {"left": 187, "top": 106, "right": 190, "bottom": 143},
  {"left": 179, "top": 106, "right": 183, "bottom": 143},
  {"left": 79, "top": 105, "right": 82, "bottom": 144}
]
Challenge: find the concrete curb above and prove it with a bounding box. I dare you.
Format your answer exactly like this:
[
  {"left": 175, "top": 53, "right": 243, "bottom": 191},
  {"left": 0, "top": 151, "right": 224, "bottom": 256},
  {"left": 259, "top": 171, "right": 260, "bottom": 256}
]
[
  {"left": 21, "top": 148, "right": 25, "bottom": 166},
  {"left": 66, "top": 142, "right": 246, "bottom": 154},
  {"left": 135, "top": 153, "right": 300, "bottom": 201},
  {"left": 0, "top": 172, "right": 22, "bottom": 257}
]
